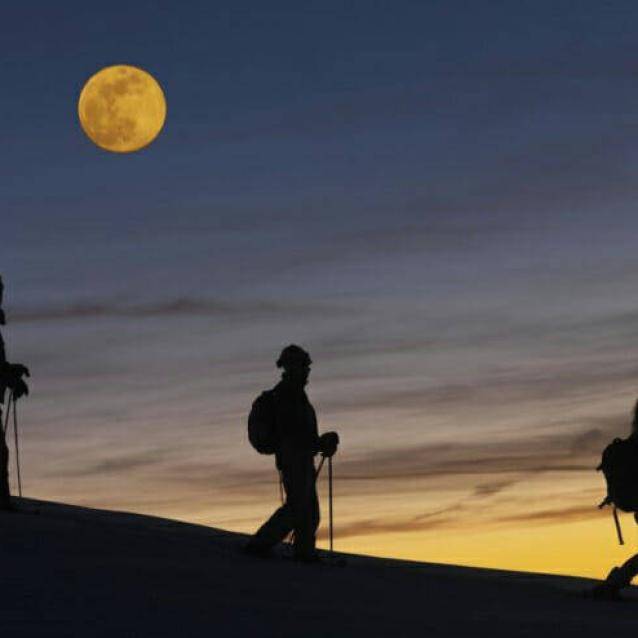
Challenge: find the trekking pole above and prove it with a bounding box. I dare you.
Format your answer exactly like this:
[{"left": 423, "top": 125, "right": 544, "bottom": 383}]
[
  {"left": 3, "top": 391, "right": 12, "bottom": 437},
  {"left": 328, "top": 456, "right": 334, "bottom": 553},
  {"left": 12, "top": 394, "right": 22, "bottom": 498},
  {"left": 315, "top": 454, "right": 326, "bottom": 480},
  {"left": 613, "top": 506, "right": 624, "bottom": 545}
]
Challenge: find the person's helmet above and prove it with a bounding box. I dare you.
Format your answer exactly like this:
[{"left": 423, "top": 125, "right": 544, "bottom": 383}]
[{"left": 276, "top": 344, "right": 312, "bottom": 369}]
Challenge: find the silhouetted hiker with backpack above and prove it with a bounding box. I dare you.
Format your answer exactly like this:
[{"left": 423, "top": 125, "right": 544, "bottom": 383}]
[
  {"left": 591, "top": 399, "right": 638, "bottom": 600},
  {"left": 0, "top": 276, "right": 30, "bottom": 511},
  {"left": 244, "top": 345, "right": 339, "bottom": 562}
]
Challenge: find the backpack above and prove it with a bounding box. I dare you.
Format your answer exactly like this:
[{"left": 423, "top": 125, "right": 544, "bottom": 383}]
[
  {"left": 248, "top": 390, "right": 278, "bottom": 455},
  {"left": 597, "top": 436, "right": 638, "bottom": 544}
]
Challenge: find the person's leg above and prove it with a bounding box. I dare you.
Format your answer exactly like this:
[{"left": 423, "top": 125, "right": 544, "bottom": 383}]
[
  {"left": 246, "top": 470, "right": 295, "bottom": 553},
  {"left": 309, "top": 472, "right": 320, "bottom": 547},
  {"left": 607, "top": 554, "right": 638, "bottom": 588},
  {"left": 247, "top": 458, "right": 320, "bottom": 558},
  {"left": 0, "top": 414, "right": 10, "bottom": 509},
  {"left": 592, "top": 554, "right": 638, "bottom": 599},
  {"left": 289, "top": 459, "right": 320, "bottom": 560},
  {"left": 248, "top": 503, "right": 294, "bottom": 551}
]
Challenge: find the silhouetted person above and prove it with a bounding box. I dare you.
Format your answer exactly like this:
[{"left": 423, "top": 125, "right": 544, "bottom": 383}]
[
  {"left": 0, "top": 276, "right": 30, "bottom": 510},
  {"left": 245, "top": 345, "right": 339, "bottom": 562},
  {"left": 591, "top": 400, "right": 638, "bottom": 600}
]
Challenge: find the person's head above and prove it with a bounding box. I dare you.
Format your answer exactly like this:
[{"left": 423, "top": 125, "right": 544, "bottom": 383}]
[{"left": 277, "top": 344, "right": 312, "bottom": 386}]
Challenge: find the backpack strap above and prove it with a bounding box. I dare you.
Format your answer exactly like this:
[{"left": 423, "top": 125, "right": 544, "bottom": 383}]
[
  {"left": 598, "top": 497, "right": 625, "bottom": 544},
  {"left": 278, "top": 470, "right": 284, "bottom": 505},
  {"left": 613, "top": 506, "right": 624, "bottom": 545}
]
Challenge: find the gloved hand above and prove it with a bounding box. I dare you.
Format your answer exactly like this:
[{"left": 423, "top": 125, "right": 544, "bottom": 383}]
[
  {"left": 7, "top": 363, "right": 30, "bottom": 400},
  {"left": 11, "top": 378, "right": 29, "bottom": 400},
  {"left": 319, "top": 431, "right": 339, "bottom": 458},
  {"left": 9, "top": 364, "right": 30, "bottom": 379}
]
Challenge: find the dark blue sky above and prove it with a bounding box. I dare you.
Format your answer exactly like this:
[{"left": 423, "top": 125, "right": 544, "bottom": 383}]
[
  {"left": 3, "top": 1, "right": 638, "bottom": 572},
  {"left": 4, "top": 2, "right": 638, "bottom": 302},
  {"left": 4, "top": 2, "right": 638, "bottom": 225}
]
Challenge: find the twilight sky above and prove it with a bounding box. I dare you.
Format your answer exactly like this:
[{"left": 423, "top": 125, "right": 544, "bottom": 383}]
[{"left": 3, "top": 1, "right": 638, "bottom": 577}]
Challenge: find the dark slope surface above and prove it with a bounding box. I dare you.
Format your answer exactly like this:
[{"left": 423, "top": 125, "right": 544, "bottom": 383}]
[{"left": 0, "top": 499, "right": 635, "bottom": 637}]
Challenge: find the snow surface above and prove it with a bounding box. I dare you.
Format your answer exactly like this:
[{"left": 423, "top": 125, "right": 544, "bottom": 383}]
[{"left": 1, "top": 499, "right": 635, "bottom": 637}]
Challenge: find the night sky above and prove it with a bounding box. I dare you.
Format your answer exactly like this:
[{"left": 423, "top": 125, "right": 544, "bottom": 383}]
[{"left": 3, "top": 1, "right": 638, "bottom": 577}]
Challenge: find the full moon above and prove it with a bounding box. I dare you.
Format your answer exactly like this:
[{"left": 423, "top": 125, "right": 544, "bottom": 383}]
[{"left": 78, "top": 65, "right": 166, "bottom": 153}]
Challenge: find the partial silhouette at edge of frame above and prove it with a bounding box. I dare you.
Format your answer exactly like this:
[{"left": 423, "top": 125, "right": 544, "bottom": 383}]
[
  {"left": 591, "top": 400, "right": 638, "bottom": 600},
  {"left": 0, "top": 275, "right": 30, "bottom": 510}
]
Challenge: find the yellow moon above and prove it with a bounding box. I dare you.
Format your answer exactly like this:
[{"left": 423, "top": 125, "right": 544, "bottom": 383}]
[{"left": 78, "top": 65, "right": 166, "bottom": 153}]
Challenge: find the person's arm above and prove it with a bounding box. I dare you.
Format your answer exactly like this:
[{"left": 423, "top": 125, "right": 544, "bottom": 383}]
[
  {"left": 310, "top": 404, "right": 321, "bottom": 455},
  {"left": 2, "top": 363, "right": 30, "bottom": 399}
]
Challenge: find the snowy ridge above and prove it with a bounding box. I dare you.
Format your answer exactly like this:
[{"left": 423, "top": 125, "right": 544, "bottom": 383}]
[{"left": 1, "top": 499, "right": 635, "bottom": 637}]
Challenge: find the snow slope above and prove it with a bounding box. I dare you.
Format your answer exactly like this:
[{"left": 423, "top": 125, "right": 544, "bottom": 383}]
[{"left": 1, "top": 499, "right": 635, "bottom": 637}]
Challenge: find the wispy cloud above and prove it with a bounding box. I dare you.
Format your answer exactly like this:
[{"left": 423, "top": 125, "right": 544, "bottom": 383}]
[
  {"left": 495, "top": 505, "right": 602, "bottom": 526},
  {"left": 9, "top": 297, "right": 350, "bottom": 324},
  {"left": 318, "top": 512, "right": 457, "bottom": 541},
  {"left": 319, "top": 503, "right": 605, "bottom": 541},
  {"left": 318, "top": 359, "right": 638, "bottom": 416},
  {"left": 52, "top": 449, "right": 173, "bottom": 478}
]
